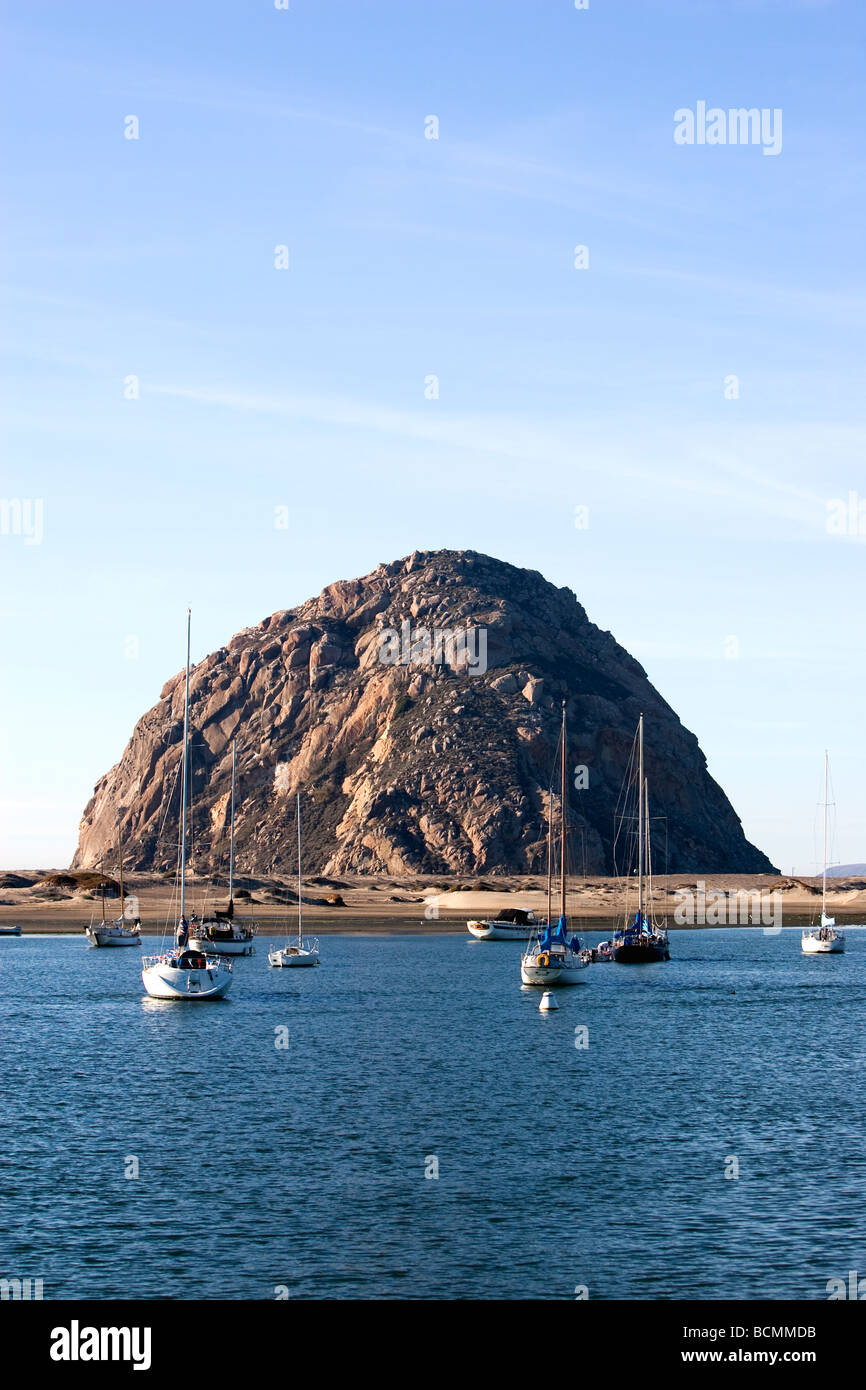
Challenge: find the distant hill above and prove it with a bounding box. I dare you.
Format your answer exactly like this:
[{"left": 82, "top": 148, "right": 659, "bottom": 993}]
[
  {"left": 826, "top": 863, "right": 866, "bottom": 877},
  {"left": 73, "top": 549, "right": 777, "bottom": 877}
]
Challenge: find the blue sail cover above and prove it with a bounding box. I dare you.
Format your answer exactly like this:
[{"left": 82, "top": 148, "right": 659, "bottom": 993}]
[
  {"left": 536, "top": 915, "right": 569, "bottom": 951},
  {"left": 615, "top": 911, "right": 649, "bottom": 944}
]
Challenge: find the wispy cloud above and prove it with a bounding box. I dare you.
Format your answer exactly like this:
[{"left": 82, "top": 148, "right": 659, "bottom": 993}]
[{"left": 145, "top": 378, "right": 856, "bottom": 534}]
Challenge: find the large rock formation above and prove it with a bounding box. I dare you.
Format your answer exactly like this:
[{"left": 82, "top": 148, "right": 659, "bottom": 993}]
[{"left": 73, "top": 550, "right": 776, "bottom": 876}]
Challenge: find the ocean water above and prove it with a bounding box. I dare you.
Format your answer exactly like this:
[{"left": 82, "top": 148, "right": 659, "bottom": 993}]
[{"left": 1, "top": 926, "right": 864, "bottom": 1301}]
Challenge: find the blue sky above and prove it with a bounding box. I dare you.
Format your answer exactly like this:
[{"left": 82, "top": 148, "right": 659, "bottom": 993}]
[{"left": 1, "top": 0, "right": 864, "bottom": 871}]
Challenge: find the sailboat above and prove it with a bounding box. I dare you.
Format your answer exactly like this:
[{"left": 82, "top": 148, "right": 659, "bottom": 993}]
[
  {"left": 84, "top": 837, "right": 141, "bottom": 948},
  {"left": 802, "top": 752, "right": 845, "bottom": 955},
  {"left": 611, "top": 714, "right": 670, "bottom": 963},
  {"left": 188, "top": 739, "right": 257, "bottom": 956},
  {"left": 520, "top": 703, "right": 589, "bottom": 986},
  {"left": 268, "top": 793, "right": 320, "bottom": 967},
  {"left": 141, "top": 612, "right": 233, "bottom": 1000}
]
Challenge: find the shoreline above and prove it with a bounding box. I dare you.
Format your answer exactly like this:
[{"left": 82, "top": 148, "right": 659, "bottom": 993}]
[
  {"left": 10, "top": 919, "right": 866, "bottom": 937},
  {"left": 3, "top": 867, "right": 861, "bottom": 934},
  {"left": 2, "top": 870, "right": 864, "bottom": 935}
]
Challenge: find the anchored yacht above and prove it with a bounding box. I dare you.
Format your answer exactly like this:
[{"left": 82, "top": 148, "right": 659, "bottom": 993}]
[
  {"left": 269, "top": 793, "right": 320, "bottom": 968},
  {"left": 141, "top": 612, "right": 232, "bottom": 1001},
  {"left": 520, "top": 704, "right": 589, "bottom": 987},
  {"left": 611, "top": 715, "right": 670, "bottom": 964},
  {"left": 189, "top": 739, "right": 257, "bottom": 957},
  {"left": 802, "top": 752, "right": 845, "bottom": 955}
]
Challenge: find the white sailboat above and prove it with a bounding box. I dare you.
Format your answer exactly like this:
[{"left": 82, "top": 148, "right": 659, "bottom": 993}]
[
  {"left": 84, "top": 837, "right": 141, "bottom": 948},
  {"left": 189, "top": 738, "right": 257, "bottom": 956},
  {"left": 802, "top": 752, "right": 845, "bottom": 955},
  {"left": 141, "top": 612, "right": 233, "bottom": 1000},
  {"left": 611, "top": 715, "right": 670, "bottom": 963},
  {"left": 520, "top": 704, "right": 589, "bottom": 986},
  {"left": 268, "top": 793, "right": 320, "bottom": 968}
]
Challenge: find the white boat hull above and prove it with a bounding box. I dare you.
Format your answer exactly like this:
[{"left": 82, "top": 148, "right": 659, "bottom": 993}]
[
  {"left": 85, "top": 925, "right": 141, "bottom": 948},
  {"left": 141, "top": 957, "right": 232, "bottom": 999},
  {"left": 268, "top": 948, "right": 319, "bottom": 968},
  {"left": 521, "top": 957, "right": 589, "bottom": 986},
  {"left": 467, "top": 919, "right": 536, "bottom": 941},
  {"left": 801, "top": 931, "right": 845, "bottom": 954},
  {"left": 188, "top": 934, "right": 254, "bottom": 957}
]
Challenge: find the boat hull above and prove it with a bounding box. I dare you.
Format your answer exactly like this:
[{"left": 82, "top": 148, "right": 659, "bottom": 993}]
[
  {"left": 801, "top": 933, "right": 845, "bottom": 954},
  {"left": 141, "top": 961, "right": 232, "bottom": 999},
  {"left": 268, "top": 949, "right": 319, "bottom": 967},
  {"left": 467, "top": 919, "right": 536, "bottom": 941},
  {"left": 585, "top": 943, "right": 613, "bottom": 963},
  {"left": 613, "top": 943, "right": 670, "bottom": 963},
  {"left": 0, "top": 925, "right": 22, "bottom": 936},
  {"left": 85, "top": 927, "right": 141, "bottom": 948},
  {"left": 520, "top": 956, "right": 589, "bottom": 986},
  {"left": 188, "top": 935, "right": 254, "bottom": 957}
]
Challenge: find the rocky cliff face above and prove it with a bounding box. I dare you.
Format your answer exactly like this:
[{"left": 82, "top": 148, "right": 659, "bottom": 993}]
[{"left": 73, "top": 550, "right": 776, "bottom": 877}]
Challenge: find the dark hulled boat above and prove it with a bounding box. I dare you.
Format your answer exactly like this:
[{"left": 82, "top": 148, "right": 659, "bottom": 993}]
[
  {"left": 611, "top": 714, "right": 671, "bottom": 965},
  {"left": 612, "top": 910, "right": 670, "bottom": 962}
]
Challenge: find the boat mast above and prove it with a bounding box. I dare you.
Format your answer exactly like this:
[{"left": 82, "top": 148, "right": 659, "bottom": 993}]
[
  {"left": 297, "top": 791, "right": 303, "bottom": 948},
  {"left": 118, "top": 824, "right": 125, "bottom": 921},
  {"left": 822, "top": 750, "right": 828, "bottom": 921},
  {"left": 644, "top": 778, "right": 651, "bottom": 922},
  {"left": 637, "top": 714, "right": 644, "bottom": 922},
  {"left": 546, "top": 788, "right": 553, "bottom": 926},
  {"left": 180, "top": 609, "right": 191, "bottom": 921},
  {"left": 559, "top": 701, "right": 567, "bottom": 924},
  {"left": 229, "top": 737, "right": 236, "bottom": 913}
]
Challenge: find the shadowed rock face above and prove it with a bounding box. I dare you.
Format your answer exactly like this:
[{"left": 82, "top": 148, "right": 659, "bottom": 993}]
[{"left": 73, "top": 550, "right": 777, "bottom": 877}]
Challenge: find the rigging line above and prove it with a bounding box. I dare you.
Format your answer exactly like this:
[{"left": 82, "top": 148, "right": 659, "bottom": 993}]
[
  {"left": 152, "top": 756, "right": 184, "bottom": 948},
  {"left": 187, "top": 734, "right": 213, "bottom": 921},
  {"left": 646, "top": 790, "right": 664, "bottom": 929},
  {"left": 153, "top": 752, "right": 183, "bottom": 866},
  {"left": 611, "top": 724, "right": 640, "bottom": 881}
]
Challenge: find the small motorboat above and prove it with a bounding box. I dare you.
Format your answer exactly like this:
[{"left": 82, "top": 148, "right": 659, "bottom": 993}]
[
  {"left": 0, "top": 923, "right": 22, "bottom": 936},
  {"left": 582, "top": 940, "right": 613, "bottom": 964},
  {"left": 467, "top": 908, "right": 537, "bottom": 940}
]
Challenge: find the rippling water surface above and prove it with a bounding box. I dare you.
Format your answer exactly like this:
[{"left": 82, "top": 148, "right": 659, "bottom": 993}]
[{"left": 1, "top": 927, "right": 864, "bottom": 1300}]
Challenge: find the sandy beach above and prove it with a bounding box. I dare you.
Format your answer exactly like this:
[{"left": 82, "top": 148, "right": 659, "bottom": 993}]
[{"left": 2, "top": 869, "right": 865, "bottom": 934}]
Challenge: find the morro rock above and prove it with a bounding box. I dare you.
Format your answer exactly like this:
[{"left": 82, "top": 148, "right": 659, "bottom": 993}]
[{"left": 73, "top": 550, "right": 776, "bottom": 877}]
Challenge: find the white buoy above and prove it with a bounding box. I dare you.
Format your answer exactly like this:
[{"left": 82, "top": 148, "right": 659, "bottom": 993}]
[{"left": 539, "top": 990, "right": 558, "bottom": 1011}]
